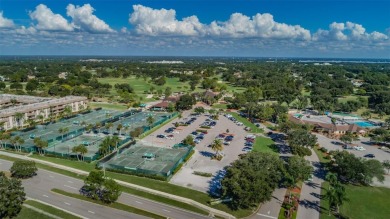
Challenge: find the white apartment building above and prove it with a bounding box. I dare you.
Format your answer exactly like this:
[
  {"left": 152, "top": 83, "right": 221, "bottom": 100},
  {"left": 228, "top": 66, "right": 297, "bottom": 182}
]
[{"left": 0, "top": 95, "right": 88, "bottom": 130}]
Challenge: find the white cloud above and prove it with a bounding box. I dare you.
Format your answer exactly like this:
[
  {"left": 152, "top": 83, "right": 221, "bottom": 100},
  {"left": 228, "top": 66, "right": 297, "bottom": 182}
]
[
  {"left": 0, "top": 11, "right": 14, "bottom": 28},
  {"left": 66, "top": 4, "right": 114, "bottom": 33},
  {"left": 129, "top": 5, "right": 310, "bottom": 40},
  {"left": 29, "top": 4, "right": 73, "bottom": 31},
  {"left": 130, "top": 5, "right": 203, "bottom": 36},
  {"left": 208, "top": 13, "right": 310, "bottom": 40},
  {"left": 314, "top": 21, "right": 388, "bottom": 41}
]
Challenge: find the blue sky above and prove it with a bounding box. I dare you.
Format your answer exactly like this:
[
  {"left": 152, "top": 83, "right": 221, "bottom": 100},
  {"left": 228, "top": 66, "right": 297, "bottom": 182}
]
[{"left": 0, "top": 0, "right": 389, "bottom": 58}]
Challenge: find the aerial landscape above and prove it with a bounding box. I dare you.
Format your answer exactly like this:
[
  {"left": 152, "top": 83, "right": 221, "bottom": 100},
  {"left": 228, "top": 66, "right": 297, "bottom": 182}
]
[{"left": 0, "top": 0, "right": 389, "bottom": 219}]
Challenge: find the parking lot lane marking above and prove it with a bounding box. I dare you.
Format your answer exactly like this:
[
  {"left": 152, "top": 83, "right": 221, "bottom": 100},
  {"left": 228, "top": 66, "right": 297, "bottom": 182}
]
[
  {"left": 162, "top": 209, "right": 171, "bottom": 213},
  {"left": 88, "top": 211, "right": 95, "bottom": 214},
  {"left": 256, "top": 213, "right": 277, "bottom": 219},
  {"left": 64, "top": 185, "right": 78, "bottom": 190},
  {"left": 135, "top": 201, "right": 143, "bottom": 204},
  {"left": 43, "top": 195, "right": 49, "bottom": 198},
  {"left": 64, "top": 202, "right": 71, "bottom": 206}
]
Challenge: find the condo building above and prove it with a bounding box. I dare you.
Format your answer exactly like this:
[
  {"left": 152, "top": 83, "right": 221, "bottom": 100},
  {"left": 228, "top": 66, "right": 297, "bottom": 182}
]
[{"left": 0, "top": 94, "right": 88, "bottom": 130}]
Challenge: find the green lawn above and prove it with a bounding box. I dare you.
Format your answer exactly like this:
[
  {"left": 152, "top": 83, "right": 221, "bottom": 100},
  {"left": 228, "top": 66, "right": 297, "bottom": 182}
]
[
  {"left": 227, "top": 112, "right": 263, "bottom": 133},
  {"left": 16, "top": 206, "right": 53, "bottom": 219},
  {"left": 24, "top": 200, "right": 80, "bottom": 219},
  {"left": 30, "top": 155, "right": 96, "bottom": 172},
  {"left": 212, "top": 103, "right": 228, "bottom": 109},
  {"left": 252, "top": 136, "right": 277, "bottom": 154},
  {"left": 89, "top": 102, "right": 128, "bottom": 111},
  {"left": 52, "top": 189, "right": 165, "bottom": 219},
  {"left": 320, "top": 182, "right": 390, "bottom": 219}
]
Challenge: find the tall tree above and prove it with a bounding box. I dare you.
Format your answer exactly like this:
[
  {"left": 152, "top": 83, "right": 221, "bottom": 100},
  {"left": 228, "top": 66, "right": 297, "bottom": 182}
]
[{"left": 0, "top": 172, "right": 26, "bottom": 218}]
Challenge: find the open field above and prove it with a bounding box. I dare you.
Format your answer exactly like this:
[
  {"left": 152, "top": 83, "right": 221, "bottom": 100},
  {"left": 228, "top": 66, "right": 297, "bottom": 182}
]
[
  {"left": 253, "top": 136, "right": 277, "bottom": 154},
  {"left": 320, "top": 182, "right": 390, "bottom": 219},
  {"left": 89, "top": 102, "right": 128, "bottom": 111}
]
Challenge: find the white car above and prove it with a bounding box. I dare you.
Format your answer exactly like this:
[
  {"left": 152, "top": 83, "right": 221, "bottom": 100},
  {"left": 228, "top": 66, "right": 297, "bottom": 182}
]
[{"left": 354, "top": 146, "right": 366, "bottom": 151}]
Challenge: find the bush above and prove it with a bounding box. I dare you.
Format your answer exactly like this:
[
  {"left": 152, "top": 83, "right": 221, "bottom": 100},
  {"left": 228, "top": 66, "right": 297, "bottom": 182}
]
[
  {"left": 193, "top": 171, "right": 213, "bottom": 177},
  {"left": 200, "top": 126, "right": 211, "bottom": 129},
  {"left": 320, "top": 147, "right": 328, "bottom": 153},
  {"left": 10, "top": 160, "right": 38, "bottom": 179}
]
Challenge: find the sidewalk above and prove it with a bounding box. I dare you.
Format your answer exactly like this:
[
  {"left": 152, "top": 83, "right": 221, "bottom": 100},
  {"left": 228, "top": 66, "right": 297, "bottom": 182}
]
[{"left": 0, "top": 150, "right": 236, "bottom": 219}]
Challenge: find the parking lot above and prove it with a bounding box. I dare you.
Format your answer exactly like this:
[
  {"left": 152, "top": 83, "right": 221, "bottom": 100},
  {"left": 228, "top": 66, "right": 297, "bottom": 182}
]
[
  {"left": 315, "top": 133, "right": 390, "bottom": 162},
  {"left": 142, "top": 110, "right": 251, "bottom": 193}
]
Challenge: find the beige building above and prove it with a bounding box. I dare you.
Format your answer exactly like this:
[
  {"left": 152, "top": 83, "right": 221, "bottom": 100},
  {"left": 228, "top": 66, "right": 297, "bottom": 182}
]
[{"left": 0, "top": 95, "right": 88, "bottom": 130}]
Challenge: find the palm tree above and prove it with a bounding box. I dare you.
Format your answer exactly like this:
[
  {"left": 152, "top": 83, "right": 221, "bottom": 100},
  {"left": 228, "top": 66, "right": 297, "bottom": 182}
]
[
  {"left": 111, "top": 136, "right": 120, "bottom": 151},
  {"left": 58, "top": 127, "right": 69, "bottom": 141},
  {"left": 95, "top": 122, "right": 102, "bottom": 133},
  {"left": 99, "top": 137, "right": 112, "bottom": 156},
  {"left": 147, "top": 115, "right": 155, "bottom": 128},
  {"left": 37, "top": 114, "right": 44, "bottom": 123},
  {"left": 34, "top": 137, "right": 48, "bottom": 155},
  {"left": 0, "top": 121, "right": 5, "bottom": 131},
  {"left": 73, "top": 144, "right": 88, "bottom": 161},
  {"left": 86, "top": 124, "right": 93, "bottom": 133},
  {"left": 63, "top": 105, "right": 72, "bottom": 118},
  {"left": 325, "top": 183, "right": 347, "bottom": 216},
  {"left": 105, "top": 122, "right": 113, "bottom": 135},
  {"left": 11, "top": 136, "right": 24, "bottom": 152},
  {"left": 14, "top": 112, "right": 24, "bottom": 129},
  {"left": 0, "top": 132, "right": 10, "bottom": 149},
  {"left": 26, "top": 119, "right": 37, "bottom": 128},
  {"left": 117, "top": 124, "right": 123, "bottom": 136},
  {"left": 211, "top": 139, "right": 224, "bottom": 159}
]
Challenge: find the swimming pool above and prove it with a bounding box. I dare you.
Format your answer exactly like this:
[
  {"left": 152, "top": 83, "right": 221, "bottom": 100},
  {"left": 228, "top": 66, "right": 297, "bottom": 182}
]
[{"left": 351, "top": 121, "right": 375, "bottom": 127}]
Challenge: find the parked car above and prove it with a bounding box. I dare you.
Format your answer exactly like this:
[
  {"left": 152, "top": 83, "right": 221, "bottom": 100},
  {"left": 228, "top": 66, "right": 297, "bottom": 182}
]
[
  {"left": 191, "top": 131, "right": 198, "bottom": 135},
  {"left": 224, "top": 141, "right": 230, "bottom": 145},
  {"left": 225, "top": 136, "right": 234, "bottom": 141},
  {"left": 167, "top": 134, "right": 174, "bottom": 139},
  {"left": 157, "top": 134, "right": 166, "bottom": 138},
  {"left": 354, "top": 146, "right": 366, "bottom": 151},
  {"left": 364, "top": 154, "right": 375, "bottom": 158}
]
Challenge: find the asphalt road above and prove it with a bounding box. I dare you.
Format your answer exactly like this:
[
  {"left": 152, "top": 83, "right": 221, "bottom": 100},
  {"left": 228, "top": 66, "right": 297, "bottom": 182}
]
[
  {"left": 0, "top": 159, "right": 211, "bottom": 219},
  {"left": 296, "top": 149, "right": 325, "bottom": 219}
]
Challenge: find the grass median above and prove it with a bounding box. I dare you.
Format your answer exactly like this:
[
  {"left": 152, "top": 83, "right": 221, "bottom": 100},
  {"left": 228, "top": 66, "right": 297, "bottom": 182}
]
[
  {"left": 16, "top": 206, "right": 52, "bottom": 219},
  {"left": 25, "top": 200, "right": 81, "bottom": 219},
  {"left": 52, "top": 188, "right": 165, "bottom": 219}
]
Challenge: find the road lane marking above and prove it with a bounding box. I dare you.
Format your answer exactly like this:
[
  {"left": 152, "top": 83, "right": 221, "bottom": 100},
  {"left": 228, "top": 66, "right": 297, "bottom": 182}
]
[
  {"left": 64, "top": 185, "right": 78, "bottom": 190},
  {"left": 67, "top": 181, "right": 73, "bottom": 184},
  {"left": 64, "top": 202, "right": 71, "bottom": 206},
  {"left": 257, "top": 213, "right": 277, "bottom": 219},
  {"left": 43, "top": 195, "right": 49, "bottom": 198},
  {"left": 88, "top": 211, "right": 95, "bottom": 214},
  {"left": 162, "top": 209, "right": 171, "bottom": 213},
  {"left": 135, "top": 201, "right": 143, "bottom": 204}
]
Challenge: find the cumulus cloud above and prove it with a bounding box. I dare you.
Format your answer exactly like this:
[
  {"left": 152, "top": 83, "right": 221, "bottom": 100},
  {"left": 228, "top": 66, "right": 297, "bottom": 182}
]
[
  {"left": 29, "top": 4, "right": 73, "bottom": 31},
  {"left": 67, "top": 4, "right": 114, "bottom": 33},
  {"left": 208, "top": 13, "right": 311, "bottom": 40},
  {"left": 130, "top": 5, "right": 203, "bottom": 36},
  {"left": 314, "top": 21, "right": 388, "bottom": 41},
  {"left": 129, "top": 5, "right": 311, "bottom": 40},
  {"left": 0, "top": 11, "right": 14, "bottom": 28}
]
